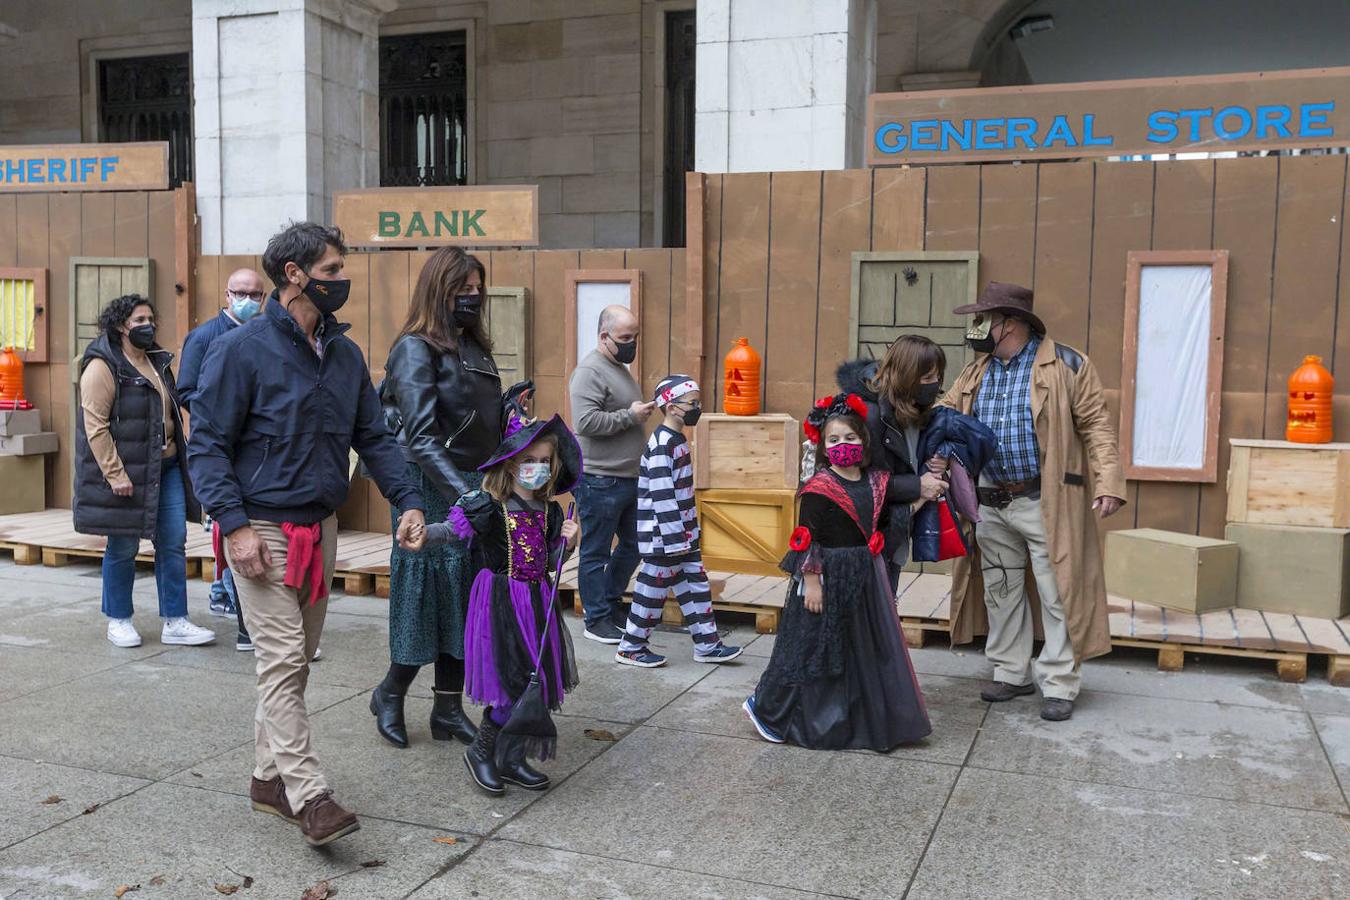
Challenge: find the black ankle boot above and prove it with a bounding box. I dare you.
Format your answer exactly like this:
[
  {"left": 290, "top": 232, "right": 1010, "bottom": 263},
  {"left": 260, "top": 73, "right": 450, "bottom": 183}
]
[
  {"left": 498, "top": 741, "right": 550, "bottom": 791},
  {"left": 369, "top": 685, "right": 409, "bottom": 748},
  {"left": 464, "top": 709, "right": 504, "bottom": 796},
  {"left": 430, "top": 691, "right": 478, "bottom": 744}
]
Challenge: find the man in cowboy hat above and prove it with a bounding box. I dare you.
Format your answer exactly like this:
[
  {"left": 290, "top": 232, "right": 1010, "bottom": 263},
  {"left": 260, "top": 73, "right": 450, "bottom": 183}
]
[{"left": 940, "top": 282, "right": 1126, "bottom": 722}]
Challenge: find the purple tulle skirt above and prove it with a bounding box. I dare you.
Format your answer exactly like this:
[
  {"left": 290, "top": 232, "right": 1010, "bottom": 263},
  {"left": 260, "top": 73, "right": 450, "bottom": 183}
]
[{"left": 464, "top": 568, "right": 577, "bottom": 711}]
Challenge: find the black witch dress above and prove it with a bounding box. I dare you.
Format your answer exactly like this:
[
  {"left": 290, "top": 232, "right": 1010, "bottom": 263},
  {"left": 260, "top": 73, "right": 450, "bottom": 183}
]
[{"left": 752, "top": 469, "right": 931, "bottom": 751}]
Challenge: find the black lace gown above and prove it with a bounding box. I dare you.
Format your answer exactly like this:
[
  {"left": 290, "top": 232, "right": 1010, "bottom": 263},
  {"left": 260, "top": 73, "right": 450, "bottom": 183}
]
[{"left": 752, "top": 469, "right": 931, "bottom": 751}]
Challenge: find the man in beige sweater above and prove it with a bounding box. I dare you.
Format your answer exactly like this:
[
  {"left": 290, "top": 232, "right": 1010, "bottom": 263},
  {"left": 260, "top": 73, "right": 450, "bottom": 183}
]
[{"left": 568, "top": 305, "right": 656, "bottom": 643}]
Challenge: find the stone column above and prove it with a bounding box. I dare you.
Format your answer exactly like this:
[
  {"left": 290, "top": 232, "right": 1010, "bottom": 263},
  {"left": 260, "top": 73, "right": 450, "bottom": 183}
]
[
  {"left": 192, "top": 0, "right": 391, "bottom": 255},
  {"left": 695, "top": 0, "right": 876, "bottom": 173}
]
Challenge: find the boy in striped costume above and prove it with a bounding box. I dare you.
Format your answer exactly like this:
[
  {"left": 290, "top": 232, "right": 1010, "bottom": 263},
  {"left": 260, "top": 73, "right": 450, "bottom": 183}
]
[{"left": 617, "top": 375, "right": 743, "bottom": 668}]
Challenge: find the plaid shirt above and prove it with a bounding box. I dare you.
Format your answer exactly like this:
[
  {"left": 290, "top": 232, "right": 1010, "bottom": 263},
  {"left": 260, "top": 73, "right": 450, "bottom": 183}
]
[{"left": 974, "top": 335, "right": 1042, "bottom": 483}]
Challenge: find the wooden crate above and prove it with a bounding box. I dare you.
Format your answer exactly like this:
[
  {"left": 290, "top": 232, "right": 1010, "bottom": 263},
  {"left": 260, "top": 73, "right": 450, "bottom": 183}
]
[
  {"left": 696, "top": 488, "right": 796, "bottom": 577},
  {"left": 690, "top": 413, "right": 800, "bottom": 491},
  {"left": 1227, "top": 438, "right": 1350, "bottom": 528},
  {"left": 1226, "top": 522, "right": 1350, "bottom": 619},
  {"left": 1104, "top": 529, "right": 1238, "bottom": 613}
]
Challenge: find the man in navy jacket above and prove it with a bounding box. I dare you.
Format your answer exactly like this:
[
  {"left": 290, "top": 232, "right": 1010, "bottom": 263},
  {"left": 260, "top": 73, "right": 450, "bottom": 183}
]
[
  {"left": 178, "top": 267, "right": 267, "bottom": 644},
  {"left": 189, "top": 222, "right": 425, "bottom": 847}
]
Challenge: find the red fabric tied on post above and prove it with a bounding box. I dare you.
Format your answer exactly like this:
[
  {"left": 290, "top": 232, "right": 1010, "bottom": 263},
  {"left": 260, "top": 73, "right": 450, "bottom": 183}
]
[
  {"left": 281, "top": 522, "right": 329, "bottom": 605},
  {"left": 935, "top": 500, "right": 968, "bottom": 561}
]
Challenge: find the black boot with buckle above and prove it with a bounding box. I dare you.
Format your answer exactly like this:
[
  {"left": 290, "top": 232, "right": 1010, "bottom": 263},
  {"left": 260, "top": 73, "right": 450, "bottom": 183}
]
[
  {"left": 464, "top": 709, "right": 505, "bottom": 796},
  {"left": 430, "top": 690, "right": 478, "bottom": 744},
  {"left": 369, "top": 685, "right": 409, "bottom": 748}
]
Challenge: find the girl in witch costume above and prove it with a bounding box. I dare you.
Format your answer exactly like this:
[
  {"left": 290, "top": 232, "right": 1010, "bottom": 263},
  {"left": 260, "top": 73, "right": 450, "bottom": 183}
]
[
  {"left": 419, "top": 413, "right": 582, "bottom": 795},
  {"left": 743, "top": 394, "right": 932, "bottom": 752}
]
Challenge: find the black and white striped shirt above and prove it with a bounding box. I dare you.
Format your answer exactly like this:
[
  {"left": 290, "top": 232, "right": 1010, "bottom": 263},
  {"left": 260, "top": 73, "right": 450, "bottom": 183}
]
[{"left": 638, "top": 425, "right": 699, "bottom": 559}]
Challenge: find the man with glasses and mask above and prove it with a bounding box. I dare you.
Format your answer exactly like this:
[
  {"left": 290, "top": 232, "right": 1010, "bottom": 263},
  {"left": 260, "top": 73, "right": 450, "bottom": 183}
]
[
  {"left": 188, "top": 222, "right": 426, "bottom": 846},
  {"left": 568, "top": 305, "right": 657, "bottom": 644},
  {"left": 178, "top": 268, "right": 268, "bottom": 646},
  {"left": 941, "top": 282, "right": 1126, "bottom": 723}
]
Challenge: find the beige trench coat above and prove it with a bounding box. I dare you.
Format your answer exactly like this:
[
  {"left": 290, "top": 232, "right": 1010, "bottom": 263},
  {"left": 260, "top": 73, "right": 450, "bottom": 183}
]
[{"left": 942, "top": 338, "right": 1127, "bottom": 662}]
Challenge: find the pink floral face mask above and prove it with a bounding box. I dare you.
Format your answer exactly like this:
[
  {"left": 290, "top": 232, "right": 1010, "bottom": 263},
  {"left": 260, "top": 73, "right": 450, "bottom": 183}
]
[{"left": 825, "top": 442, "right": 864, "bottom": 468}]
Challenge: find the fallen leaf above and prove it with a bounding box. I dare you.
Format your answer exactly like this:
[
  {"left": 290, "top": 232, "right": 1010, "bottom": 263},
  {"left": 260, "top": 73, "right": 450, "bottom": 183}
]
[
  {"left": 113, "top": 886, "right": 140, "bottom": 898},
  {"left": 432, "top": 836, "right": 458, "bottom": 845},
  {"left": 148, "top": 876, "right": 166, "bottom": 887},
  {"left": 82, "top": 802, "right": 101, "bottom": 815},
  {"left": 583, "top": 728, "right": 618, "bottom": 742},
  {"left": 214, "top": 884, "right": 238, "bottom": 896},
  {"left": 300, "top": 881, "right": 333, "bottom": 900},
  {"left": 40, "top": 794, "right": 64, "bottom": 805},
  {"left": 243, "top": 876, "right": 254, "bottom": 888},
  {"left": 359, "top": 859, "right": 386, "bottom": 868}
]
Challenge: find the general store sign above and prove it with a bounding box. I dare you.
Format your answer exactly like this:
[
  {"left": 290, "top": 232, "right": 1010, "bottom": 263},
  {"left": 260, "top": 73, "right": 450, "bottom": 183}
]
[
  {"left": 0, "top": 142, "right": 169, "bottom": 191},
  {"left": 334, "top": 185, "right": 539, "bottom": 248},
  {"left": 868, "top": 68, "right": 1350, "bottom": 166}
]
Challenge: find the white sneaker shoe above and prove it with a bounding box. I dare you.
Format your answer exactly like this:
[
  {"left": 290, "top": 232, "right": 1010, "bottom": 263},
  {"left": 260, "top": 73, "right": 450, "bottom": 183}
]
[
  {"left": 106, "top": 618, "right": 142, "bottom": 648},
  {"left": 161, "top": 617, "right": 216, "bottom": 646}
]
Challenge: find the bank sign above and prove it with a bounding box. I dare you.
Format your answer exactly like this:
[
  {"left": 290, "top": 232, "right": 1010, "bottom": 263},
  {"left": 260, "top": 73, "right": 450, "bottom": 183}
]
[
  {"left": 334, "top": 185, "right": 539, "bottom": 248},
  {"left": 867, "top": 68, "right": 1350, "bottom": 166},
  {"left": 0, "top": 142, "right": 169, "bottom": 192}
]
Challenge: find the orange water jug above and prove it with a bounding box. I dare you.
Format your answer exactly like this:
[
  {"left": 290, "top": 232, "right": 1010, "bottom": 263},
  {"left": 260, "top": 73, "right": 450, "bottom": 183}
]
[
  {"left": 0, "top": 347, "right": 26, "bottom": 407},
  {"left": 1286, "top": 354, "right": 1334, "bottom": 443},
  {"left": 723, "top": 337, "right": 761, "bottom": 416}
]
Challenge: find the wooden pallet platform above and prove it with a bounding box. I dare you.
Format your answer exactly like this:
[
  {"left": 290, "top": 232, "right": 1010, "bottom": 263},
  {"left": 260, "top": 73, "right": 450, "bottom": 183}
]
[
  {"left": 556, "top": 554, "right": 788, "bottom": 634},
  {"left": 0, "top": 509, "right": 394, "bottom": 595},
  {"left": 894, "top": 571, "right": 1350, "bottom": 686}
]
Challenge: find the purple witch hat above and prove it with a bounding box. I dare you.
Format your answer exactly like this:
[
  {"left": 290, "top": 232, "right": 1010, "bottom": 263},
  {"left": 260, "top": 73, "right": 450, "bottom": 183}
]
[{"left": 477, "top": 412, "right": 584, "bottom": 494}]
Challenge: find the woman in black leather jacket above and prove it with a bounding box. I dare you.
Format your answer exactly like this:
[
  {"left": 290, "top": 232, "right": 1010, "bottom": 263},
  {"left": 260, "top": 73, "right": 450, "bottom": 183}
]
[
  {"left": 837, "top": 335, "right": 951, "bottom": 591},
  {"left": 369, "top": 247, "right": 531, "bottom": 749}
]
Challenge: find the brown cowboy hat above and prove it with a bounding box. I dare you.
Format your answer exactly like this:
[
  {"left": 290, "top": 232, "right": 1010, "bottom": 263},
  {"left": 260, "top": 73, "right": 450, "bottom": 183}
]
[{"left": 952, "top": 282, "right": 1045, "bottom": 335}]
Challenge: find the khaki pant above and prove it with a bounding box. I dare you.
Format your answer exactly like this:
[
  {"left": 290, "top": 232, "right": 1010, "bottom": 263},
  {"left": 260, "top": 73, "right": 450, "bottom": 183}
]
[
  {"left": 227, "top": 516, "right": 337, "bottom": 812},
  {"left": 975, "top": 497, "right": 1080, "bottom": 700}
]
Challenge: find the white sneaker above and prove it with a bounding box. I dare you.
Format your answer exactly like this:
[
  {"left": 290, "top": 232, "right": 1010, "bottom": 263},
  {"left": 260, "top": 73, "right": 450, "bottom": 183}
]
[
  {"left": 106, "top": 618, "right": 142, "bottom": 648},
  {"left": 161, "top": 617, "right": 216, "bottom": 646},
  {"left": 312, "top": 646, "right": 323, "bottom": 662}
]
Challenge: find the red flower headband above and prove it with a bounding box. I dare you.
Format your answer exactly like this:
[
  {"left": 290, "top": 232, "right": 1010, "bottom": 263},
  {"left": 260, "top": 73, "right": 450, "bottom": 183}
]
[{"left": 804, "top": 393, "right": 868, "bottom": 444}]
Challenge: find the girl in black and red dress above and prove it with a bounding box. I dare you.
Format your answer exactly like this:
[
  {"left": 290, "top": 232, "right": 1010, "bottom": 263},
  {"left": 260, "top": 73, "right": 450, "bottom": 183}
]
[{"left": 743, "top": 394, "right": 931, "bottom": 751}]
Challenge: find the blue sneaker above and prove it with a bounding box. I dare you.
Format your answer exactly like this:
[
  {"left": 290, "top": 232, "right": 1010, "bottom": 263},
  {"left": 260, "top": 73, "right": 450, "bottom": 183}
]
[
  {"left": 616, "top": 648, "right": 667, "bottom": 668},
  {"left": 694, "top": 644, "right": 743, "bottom": 664},
  {"left": 208, "top": 579, "right": 235, "bottom": 618},
  {"left": 742, "top": 696, "right": 784, "bottom": 743}
]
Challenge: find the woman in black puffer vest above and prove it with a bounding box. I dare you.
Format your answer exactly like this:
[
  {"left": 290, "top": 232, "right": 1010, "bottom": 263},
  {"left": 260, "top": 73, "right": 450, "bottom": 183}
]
[{"left": 75, "top": 294, "right": 214, "bottom": 650}]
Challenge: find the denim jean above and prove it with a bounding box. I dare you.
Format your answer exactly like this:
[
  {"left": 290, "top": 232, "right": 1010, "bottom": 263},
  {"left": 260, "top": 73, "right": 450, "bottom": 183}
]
[
  {"left": 101, "top": 458, "right": 188, "bottom": 620},
  {"left": 572, "top": 473, "right": 640, "bottom": 627}
]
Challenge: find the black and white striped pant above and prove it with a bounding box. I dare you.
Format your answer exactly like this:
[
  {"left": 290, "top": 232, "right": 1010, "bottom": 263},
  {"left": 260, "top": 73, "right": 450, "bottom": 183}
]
[{"left": 619, "top": 557, "right": 720, "bottom": 653}]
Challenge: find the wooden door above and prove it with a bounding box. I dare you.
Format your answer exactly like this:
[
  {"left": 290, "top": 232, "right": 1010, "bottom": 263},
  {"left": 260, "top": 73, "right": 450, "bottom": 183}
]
[{"left": 484, "top": 285, "right": 530, "bottom": 388}]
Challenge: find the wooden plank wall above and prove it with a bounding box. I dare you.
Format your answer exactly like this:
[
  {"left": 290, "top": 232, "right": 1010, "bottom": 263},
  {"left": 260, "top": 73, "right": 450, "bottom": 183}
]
[
  {"left": 698, "top": 156, "right": 1350, "bottom": 539},
  {"left": 195, "top": 248, "right": 687, "bottom": 533},
  {"left": 0, "top": 190, "right": 178, "bottom": 508}
]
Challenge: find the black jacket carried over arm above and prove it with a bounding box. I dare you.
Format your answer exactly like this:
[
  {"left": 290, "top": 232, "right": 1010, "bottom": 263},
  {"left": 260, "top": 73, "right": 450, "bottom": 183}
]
[
  {"left": 380, "top": 333, "right": 532, "bottom": 505},
  {"left": 187, "top": 295, "right": 424, "bottom": 535}
]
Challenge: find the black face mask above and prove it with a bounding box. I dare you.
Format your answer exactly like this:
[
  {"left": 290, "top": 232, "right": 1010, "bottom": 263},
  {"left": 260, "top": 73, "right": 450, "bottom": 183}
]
[
  {"left": 609, "top": 337, "right": 638, "bottom": 365},
  {"left": 966, "top": 334, "right": 996, "bottom": 353},
  {"left": 915, "top": 382, "right": 942, "bottom": 409},
  {"left": 681, "top": 406, "right": 702, "bottom": 426},
  {"left": 298, "top": 272, "right": 351, "bottom": 316},
  {"left": 127, "top": 324, "right": 156, "bottom": 350},
  {"left": 453, "top": 293, "right": 482, "bottom": 327}
]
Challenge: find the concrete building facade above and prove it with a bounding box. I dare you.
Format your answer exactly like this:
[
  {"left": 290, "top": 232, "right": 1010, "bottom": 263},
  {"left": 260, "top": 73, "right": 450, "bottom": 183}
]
[{"left": 3, "top": 0, "right": 1350, "bottom": 252}]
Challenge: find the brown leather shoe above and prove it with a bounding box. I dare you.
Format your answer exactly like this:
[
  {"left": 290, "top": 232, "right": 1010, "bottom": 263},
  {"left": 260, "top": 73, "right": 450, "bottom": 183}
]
[
  {"left": 980, "top": 681, "right": 1036, "bottom": 703},
  {"left": 299, "top": 791, "right": 360, "bottom": 846},
  {"left": 249, "top": 776, "right": 298, "bottom": 824}
]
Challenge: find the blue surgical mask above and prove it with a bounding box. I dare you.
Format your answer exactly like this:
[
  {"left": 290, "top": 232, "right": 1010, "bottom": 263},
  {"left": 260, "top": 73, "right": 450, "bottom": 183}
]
[
  {"left": 516, "top": 462, "right": 551, "bottom": 491},
  {"left": 229, "top": 293, "right": 261, "bottom": 321}
]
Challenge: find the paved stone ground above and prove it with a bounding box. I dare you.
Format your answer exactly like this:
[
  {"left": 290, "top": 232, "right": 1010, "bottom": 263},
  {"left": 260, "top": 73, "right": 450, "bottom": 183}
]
[{"left": 0, "top": 556, "right": 1347, "bottom": 899}]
